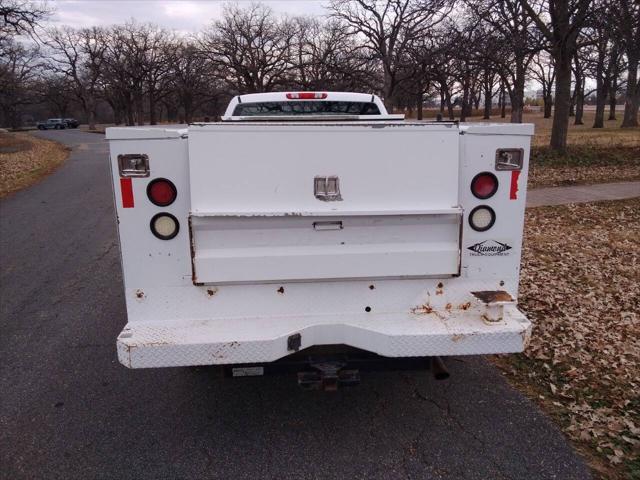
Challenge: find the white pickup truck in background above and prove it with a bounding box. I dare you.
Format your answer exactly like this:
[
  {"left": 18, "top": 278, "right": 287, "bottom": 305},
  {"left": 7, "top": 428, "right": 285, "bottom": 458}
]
[{"left": 106, "top": 92, "right": 533, "bottom": 389}]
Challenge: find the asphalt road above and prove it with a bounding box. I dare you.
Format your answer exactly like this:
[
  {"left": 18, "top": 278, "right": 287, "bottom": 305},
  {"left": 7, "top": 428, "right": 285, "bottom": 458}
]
[{"left": 1, "top": 129, "right": 591, "bottom": 480}]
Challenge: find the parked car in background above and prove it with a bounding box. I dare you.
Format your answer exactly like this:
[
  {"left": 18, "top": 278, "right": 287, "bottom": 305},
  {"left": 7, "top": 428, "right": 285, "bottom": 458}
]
[
  {"left": 37, "top": 118, "right": 66, "bottom": 130},
  {"left": 64, "top": 118, "right": 79, "bottom": 128}
]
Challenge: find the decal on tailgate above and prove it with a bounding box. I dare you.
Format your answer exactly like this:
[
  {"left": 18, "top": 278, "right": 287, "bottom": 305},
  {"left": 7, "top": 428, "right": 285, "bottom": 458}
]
[{"left": 467, "top": 240, "right": 512, "bottom": 257}]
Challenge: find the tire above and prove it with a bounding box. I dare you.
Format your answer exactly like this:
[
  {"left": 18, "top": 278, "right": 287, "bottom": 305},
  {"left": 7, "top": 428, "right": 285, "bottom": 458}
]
[{"left": 38, "top": 125, "right": 45, "bottom": 130}]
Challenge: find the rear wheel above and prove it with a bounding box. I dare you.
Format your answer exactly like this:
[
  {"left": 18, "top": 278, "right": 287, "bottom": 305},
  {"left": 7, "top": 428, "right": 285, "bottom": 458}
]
[{"left": 38, "top": 125, "right": 45, "bottom": 130}]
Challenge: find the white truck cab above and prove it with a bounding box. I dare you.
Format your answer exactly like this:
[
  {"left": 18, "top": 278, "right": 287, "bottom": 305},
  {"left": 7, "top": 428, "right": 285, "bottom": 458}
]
[{"left": 106, "top": 92, "right": 533, "bottom": 388}]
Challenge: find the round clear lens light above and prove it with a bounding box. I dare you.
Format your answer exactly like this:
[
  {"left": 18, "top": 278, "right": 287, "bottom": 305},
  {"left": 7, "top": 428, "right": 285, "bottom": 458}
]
[
  {"left": 469, "top": 206, "right": 495, "bottom": 231},
  {"left": 150, "top": 213, "right": 179, "bottom": 240}
]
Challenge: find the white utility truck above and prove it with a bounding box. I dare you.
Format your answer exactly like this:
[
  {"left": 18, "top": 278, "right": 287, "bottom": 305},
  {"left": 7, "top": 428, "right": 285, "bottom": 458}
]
[{"left": 106, "top": 92, "right": 533, "bottom": 388}]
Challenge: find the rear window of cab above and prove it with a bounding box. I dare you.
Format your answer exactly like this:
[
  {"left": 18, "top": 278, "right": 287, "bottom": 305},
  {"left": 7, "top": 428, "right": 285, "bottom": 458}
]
[{"left": 232, "top": 101, "right": 381, "bottom": 116}]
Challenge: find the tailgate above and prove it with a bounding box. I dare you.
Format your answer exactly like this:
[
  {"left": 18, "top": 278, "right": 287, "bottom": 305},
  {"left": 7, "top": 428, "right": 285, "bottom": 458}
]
[{"left": 188, "top": 122, "right": 460, "bottom": 284}]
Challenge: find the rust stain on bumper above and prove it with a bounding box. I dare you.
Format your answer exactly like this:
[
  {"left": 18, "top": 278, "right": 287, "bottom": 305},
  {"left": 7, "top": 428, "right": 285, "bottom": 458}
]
[
  {"left": 410, "top": 303, "right": 434, "bottom": 315},
  {"left": 471, "top": 290, "right": 513, "bottom": 304}
]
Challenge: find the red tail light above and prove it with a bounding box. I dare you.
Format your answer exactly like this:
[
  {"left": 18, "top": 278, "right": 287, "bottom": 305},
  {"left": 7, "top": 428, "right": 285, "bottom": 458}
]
[
  {"left": 147, "top": 178, "right": 177, "bottom": 206},
  {"left": 471, "top": 172, "right": 498, "bottom": 199},
  {"left": 286, "top": 92, "right": 328, "bottom": 100}
]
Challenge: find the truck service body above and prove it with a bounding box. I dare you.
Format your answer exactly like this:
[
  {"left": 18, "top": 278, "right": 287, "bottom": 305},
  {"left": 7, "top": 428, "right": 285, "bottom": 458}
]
[{"left": 106, "top": 92, "right": 533, "bottom": 383}]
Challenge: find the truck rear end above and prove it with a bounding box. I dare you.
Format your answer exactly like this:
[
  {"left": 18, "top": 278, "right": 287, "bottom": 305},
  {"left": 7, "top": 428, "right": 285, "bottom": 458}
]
[{"left": 106, "top": 92, "right": 533, "bottom": 385}]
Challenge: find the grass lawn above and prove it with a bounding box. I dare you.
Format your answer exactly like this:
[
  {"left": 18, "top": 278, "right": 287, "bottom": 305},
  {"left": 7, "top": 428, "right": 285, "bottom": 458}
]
[
  {"left": 509, "top": 111, "right": 639, "bottom": 188},
  {"left": 410, "top": 108, "right": 640, "bottom": 188},
  {"left": 493, "top": 198, "right": 640, "bottom": 480},
  {"left": 0, "top": 132, "right": 70, "bottom": 198}
]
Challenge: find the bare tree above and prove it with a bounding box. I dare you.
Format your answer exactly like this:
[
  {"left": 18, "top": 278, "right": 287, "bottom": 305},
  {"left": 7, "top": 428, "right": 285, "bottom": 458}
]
[
  {"left": 611, "top": 0, "right": 639, "bottom": 127},
  {"left": 607, "top": 49, "right": 623, "bottom": 121},
  {"left": 200, "top": 3, "right": 295, "bottom": 94},
  {"left": 329, "top": 0, "right": 452, "bottom": 112},
  {"left": 169, "top": 39, "right": 219, "bottom": 123},
  {"left": 1, "top": 0, "right": 50, "bottom": 43},
  {"left": 466, "top": 0, "right": 542, "bottom": 123},
  {"left": 47, "top": 26, "right": 108, "bottom": 130},
  {"left": 522, "top": 0, "right": 594, "bottom": 151},
  {"left": 583, "top": 4, "right": 615, "bottom": 128},
  {"left": 39, "top": 73, "right": 75, "bottom": 118},
  {"left": 403, "top": 33, "right": 441, "bottom": 119},
  {"left": 138, "top": 25, "right": 173, "bottom": 125},
  {"left": 0, "top": 37, "right": 39, "bottom": 127},
  {"left": 571, "top": 49, "right": 588, "bottom": 125},
  {"left": 531, "top": 52, "right": 555, "bottom": 118},
  {"left": 289, "top": 17, "right": 374, "bottom": 92}
]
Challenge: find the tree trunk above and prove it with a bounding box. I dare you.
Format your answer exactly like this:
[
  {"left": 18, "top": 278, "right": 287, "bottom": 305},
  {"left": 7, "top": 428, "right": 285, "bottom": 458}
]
[
  {"left": 166, "top": 102, "right": 178, "bottom": 123},
  {"left": 113, "top": 106, "right": 122, "bottom": 126},
  {"left": 149, "top": 89, "right": 157, "bottom": 126},
  {"left": 460, "top": 80, "right": 470, "bottom": 122},
  {"left": 593, "top": 70, "right": 606, "bottom": 128},
  {"left": 609, "top": 90, "right": 617, "bottom": 120},
  {"left": 416, "top": 93, "right": 423, "bottom": 121},
  {"left": 543, "top": 95, "right": 553, "bottom": 118},
  {"left": 621, "top": 56, "right": 639, "bottom": 127},
  {"left": 135, "top": 92, "right": 145, "bottom": 126},
  {"left": 126, "top": 95, "right": 135, "bottom": 126},
  {"left": 550, "top": 53, "right": 572, "bottom": 152},
  {"left": 88, "top": 109, "right": 96, "bottom": 131},
  {"left": 445, "top": 90, "right": 454, "bottom": 120},
  {"left": 510, "top": 69, "right": 525, "bottom": 123},
  {"left": 509, "top": 95, "right": 523, "bottom": 122},
  {"left": 483, "top": 84, "right": 492, "bottom": 119},
  {"left": 574, "top": 66, "right": 584, "bottom": 125},
  {"left": 569, "top": 97, "right": 575, "bottom": 117},
  {"left": 383, "top": 70, "right": 394, "bottom": 113},
  {"left": 87, "top": 97, "right": 96, "bottom": 131}
]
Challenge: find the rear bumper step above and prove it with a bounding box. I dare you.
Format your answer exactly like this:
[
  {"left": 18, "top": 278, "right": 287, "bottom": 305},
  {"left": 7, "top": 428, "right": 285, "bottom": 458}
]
[{"left": 116, "top": 305, "right": 531, "bottom": 369}]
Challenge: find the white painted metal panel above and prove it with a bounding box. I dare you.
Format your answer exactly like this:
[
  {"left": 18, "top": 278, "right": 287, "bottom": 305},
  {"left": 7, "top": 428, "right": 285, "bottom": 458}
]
[
  {"left": 188, "top": 122, "right": 460, "bottom": 215},
  {"left": 117, "top": 304, "right": 531, "bottom": 368},
  {"left": 107, "top": 119, "right": 535, "bottom": 369},
  {"left": 191, "top": 213, "right": 461, "bottom": 283}
]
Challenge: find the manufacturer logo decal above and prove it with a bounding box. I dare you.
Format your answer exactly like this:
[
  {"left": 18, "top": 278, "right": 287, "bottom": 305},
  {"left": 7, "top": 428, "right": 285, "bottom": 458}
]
[{"left": 467, "top": 240, "right": 512, "bottom": 256}]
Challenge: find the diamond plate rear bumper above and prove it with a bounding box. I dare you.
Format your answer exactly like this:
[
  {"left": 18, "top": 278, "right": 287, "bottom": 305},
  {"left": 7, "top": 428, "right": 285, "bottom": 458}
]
[{"left": 116, "top": 305, "right": 531, "bottom": 368}]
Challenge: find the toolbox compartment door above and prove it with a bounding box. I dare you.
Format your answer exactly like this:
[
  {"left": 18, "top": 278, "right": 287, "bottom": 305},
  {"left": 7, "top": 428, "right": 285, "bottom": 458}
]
[
  {"left": 190, "top": 212, "right": 461, "bottom": 284},
  {"left": 188, "top": 122, "right": 460, "bottom": 284}
]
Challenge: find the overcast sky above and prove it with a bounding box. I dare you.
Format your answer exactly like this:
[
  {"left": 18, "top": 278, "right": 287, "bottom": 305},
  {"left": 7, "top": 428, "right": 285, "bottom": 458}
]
[{"left": 47, "top": 0, "right": 327, "bottom": 32}]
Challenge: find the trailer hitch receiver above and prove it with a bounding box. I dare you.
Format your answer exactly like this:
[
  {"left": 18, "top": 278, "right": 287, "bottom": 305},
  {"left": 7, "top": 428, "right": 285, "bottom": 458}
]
[{"left": 297, "top": 360, "right": 360, "bottom": 391}]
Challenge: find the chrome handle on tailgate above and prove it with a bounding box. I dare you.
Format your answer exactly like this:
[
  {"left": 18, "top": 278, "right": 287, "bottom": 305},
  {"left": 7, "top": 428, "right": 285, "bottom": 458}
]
[
  {"left": 313, "top": 221, "right": 343, "bottom": 231},
  {"left": 314, "top": 176, "right": 342, "bottom": 201}
]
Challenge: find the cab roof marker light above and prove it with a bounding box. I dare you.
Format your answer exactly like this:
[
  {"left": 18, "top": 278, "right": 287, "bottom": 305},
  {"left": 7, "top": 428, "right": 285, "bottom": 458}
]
[{"left": 286, "top": 92, "right": 328, "bottom": 100}]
